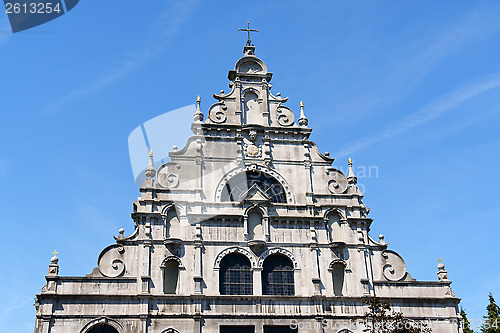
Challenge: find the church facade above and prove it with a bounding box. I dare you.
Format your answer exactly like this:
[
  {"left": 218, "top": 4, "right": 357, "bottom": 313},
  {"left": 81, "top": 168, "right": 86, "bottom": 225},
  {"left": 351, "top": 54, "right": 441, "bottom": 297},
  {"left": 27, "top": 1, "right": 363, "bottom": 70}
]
[{"left": 34, "top": 43, "right": 462, "bottom": 333}]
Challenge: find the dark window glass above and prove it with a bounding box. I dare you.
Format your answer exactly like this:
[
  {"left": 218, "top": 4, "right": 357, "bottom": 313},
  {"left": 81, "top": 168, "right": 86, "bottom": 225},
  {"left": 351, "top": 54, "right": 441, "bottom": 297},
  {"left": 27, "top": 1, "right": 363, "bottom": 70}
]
[
  {"left": 221, "top": 171, "right": 287, "bottom": 203},
  {"left": 220, "top": 326, "right": 255, "bottom": 333},
  {"left": 262, "top": 255, "right": 294, "bottom": 296},
  {"left": 87, "top": 325, "right": 119, "bottom": 333},
  {"left": 219, "top": 253, "right": 253, "bottom": 295},
  {"left": 264, "top": 326, "right": 298, "bottom": 333}
]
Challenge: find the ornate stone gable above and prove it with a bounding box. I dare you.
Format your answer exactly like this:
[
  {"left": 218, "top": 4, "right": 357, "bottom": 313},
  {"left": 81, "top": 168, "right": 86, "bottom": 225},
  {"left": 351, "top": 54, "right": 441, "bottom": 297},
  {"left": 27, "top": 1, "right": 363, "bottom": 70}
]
[{"left": 34, "top": 43, "right": 461, "bottom": 333}]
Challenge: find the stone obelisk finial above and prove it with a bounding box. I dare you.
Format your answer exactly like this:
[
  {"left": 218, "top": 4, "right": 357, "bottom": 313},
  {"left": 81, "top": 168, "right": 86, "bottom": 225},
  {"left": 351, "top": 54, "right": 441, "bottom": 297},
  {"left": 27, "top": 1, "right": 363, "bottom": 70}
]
[
  {"left": 193, "top": 95, "right": 204, "bottom": 122},
  {"left": 347, "top": 157, "right": 357, "bottom": 185},
  {"left": 298, "top": 101, "right": 308, "bottom": 127},
  {"left": 145, "top": 150, "right": 156, "bottom": 179}
]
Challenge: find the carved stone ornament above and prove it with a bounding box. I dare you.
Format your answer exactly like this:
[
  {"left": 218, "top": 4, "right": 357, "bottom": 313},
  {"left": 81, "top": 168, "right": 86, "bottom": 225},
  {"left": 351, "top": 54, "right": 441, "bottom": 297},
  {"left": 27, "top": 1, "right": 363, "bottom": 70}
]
[
  {"left": 257, "top": 247, "right": 299, "bottom": 269},
  {"left": 208, "top": 101, "right": 228, "bottom": 124},
  {"left": 80, "top": 317, "right": 123, "bottom": 333},
  {"left": 327, "top": 169, "right": 348, "bottom": 194},
  {"left": 328, "top": 258, "right": 347, "bottom": 271},
  {"left": 214, "top": 247, "right": 257, "bottom": 269},
  {"left": 245, "top": 143, "right": 261, "bottom": 157},
  {"left": 238, "top": 61, "right": 263, "bottom": 74},
  {"left": 162, "top": 329, "right": 180, "bottom": 333},
  {"left": 97, "top": 244, "right": 126, "bottom": 278},
  {"left": 382, "top": 250, "right": 407, "bottom": 281},
  {"left": 249, "top": 130, "right": 257, "bottom": 142},
  {"left": 160, "top": 256, "right": 184, "bottom": 269},
  {"left": 276, "top": 104, "right": 295, "bottom": 126},
  {"left": 157, "top": 163, "right": 181, "bottom": 189}
]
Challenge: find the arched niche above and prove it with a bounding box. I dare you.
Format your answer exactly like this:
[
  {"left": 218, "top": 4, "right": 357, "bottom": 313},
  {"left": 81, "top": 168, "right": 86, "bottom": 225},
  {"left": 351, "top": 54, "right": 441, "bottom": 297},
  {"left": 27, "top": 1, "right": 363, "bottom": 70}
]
[
  {"left": 162, "top": 205, "right": 181, "bottom": 240},
  {"left": 163, "top": 260, "right": 179, "bottom": 294},
  {"left": 160, "top": 257, "right": 183, "bottom": 294},
  {"left": 243, "top": 91, "right": 261, "bottom": 125},
  {"left": 328, "top": 259, "right": 347, "bottom": 296},
  {"left": 324, "top": 209, "right": 345, "bottom": 245},
  {"left": 245, "top": 206, "right": 267, "bottom": 242}
]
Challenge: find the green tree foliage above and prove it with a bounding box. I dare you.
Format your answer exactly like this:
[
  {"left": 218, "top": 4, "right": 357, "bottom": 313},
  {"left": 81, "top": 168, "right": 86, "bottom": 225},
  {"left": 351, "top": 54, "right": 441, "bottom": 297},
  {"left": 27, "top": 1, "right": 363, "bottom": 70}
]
[
  {"left": 481, "top": 293, "right": 500, "bottom": 333},
  {"left": 461, "top": 307, "right": 474, "bottom": 333},
  {"left": 363, "top": 297, "right": 432, "bottom": 333}
]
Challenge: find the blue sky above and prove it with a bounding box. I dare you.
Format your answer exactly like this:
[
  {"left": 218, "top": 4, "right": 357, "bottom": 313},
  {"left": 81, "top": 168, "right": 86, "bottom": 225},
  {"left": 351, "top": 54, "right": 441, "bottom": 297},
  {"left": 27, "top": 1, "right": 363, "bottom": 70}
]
[{"left": 1, "top": 0, "right": 499, "bottom": 331}]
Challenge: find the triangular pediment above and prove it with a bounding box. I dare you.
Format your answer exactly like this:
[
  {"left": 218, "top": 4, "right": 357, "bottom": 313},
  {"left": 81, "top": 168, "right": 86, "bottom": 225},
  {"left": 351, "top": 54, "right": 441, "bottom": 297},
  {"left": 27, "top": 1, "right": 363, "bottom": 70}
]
[{"left": 239, "top": 184, "right": 270, "bottom": 202}]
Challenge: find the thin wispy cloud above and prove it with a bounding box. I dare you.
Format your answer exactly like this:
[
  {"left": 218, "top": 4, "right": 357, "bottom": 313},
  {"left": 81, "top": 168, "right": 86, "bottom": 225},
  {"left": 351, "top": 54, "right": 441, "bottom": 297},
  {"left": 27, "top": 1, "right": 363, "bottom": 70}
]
[
  {"left": 0, "top": 296, "right": 32, "bottom": 318},
  {"left": 335, "top": 73, "right": 500, "bottom": 157},
  {"left": 42, "top": 0, "right": 198, "bottom": 114},
  {"left": 322, "top": 5, "right": 500, "bottom": 129},
  {"left": 0, "top": 294, "right": 35, "bottom": 333},
  {"left": 385, "top": 8, "right": 499, "bottom": 94}
]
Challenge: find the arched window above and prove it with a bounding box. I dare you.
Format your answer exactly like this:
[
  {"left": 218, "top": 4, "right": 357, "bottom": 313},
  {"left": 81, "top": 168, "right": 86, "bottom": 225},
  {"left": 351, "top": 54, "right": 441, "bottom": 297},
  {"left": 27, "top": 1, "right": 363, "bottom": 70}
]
[
  {"left": 163, "top": 260, "right": 179, "bottom": 294},
  {"left": 219, "top": 253, "right": 253, "bottom": 295},
  {"left": 165, "top": 207, "right": 180, "bottom": 239},
  {"left": 248, "top": 210, "right": 264, "bottom": 241},
  {"left": 262, "top": 255, "right": 294, "bottom": 295},
  {"left": 221, "top": 171, "right": 286, "bottom": 203},
  {"left": 87, "top": 325, "right": 119, "bottom": 333},
  {"left": 331, "top": 262, "right": 345, "bottom": 296},
  {"left": 327, "top": 213, "right": 342, "bottom": 243}
]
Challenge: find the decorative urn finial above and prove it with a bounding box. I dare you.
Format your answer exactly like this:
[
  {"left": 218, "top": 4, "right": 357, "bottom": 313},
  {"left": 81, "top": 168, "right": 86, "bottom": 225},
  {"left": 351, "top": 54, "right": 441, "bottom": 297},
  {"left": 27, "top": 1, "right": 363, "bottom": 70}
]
[
  {"left": 298, "top": 101, "right": 308, "bottom": 127},
  {"left": 193, "top": 95, "right": 204, "bottom": 122},
  {"left": 347, "top": 157, "right": 357, "bottom": 184},
  {"left": 145, "top": 149, "right": 156, "bottom": 179}
]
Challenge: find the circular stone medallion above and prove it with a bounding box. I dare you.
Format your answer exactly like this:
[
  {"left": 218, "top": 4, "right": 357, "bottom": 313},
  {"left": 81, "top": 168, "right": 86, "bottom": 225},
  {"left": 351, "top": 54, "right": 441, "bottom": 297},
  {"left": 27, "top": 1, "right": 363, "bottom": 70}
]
[{"left": 247, "top": 144, "right": 260, "bottom": 156}]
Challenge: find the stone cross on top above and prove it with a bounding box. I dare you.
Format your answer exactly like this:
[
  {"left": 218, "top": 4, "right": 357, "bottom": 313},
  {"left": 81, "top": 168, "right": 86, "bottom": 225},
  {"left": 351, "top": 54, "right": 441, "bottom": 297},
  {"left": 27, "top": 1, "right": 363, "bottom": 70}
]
[{"left": 239, "top": 22, "right": 258, "bottom": 46}]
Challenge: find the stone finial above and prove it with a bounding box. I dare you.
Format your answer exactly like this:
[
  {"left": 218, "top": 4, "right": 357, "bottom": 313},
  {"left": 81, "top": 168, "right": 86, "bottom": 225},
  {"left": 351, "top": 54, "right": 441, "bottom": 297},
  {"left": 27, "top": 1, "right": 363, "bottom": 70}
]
[
  {"left": 298, "top": 101, "right": 308, "bottom": 127},
  {"left": 347, "top": 157, "right": 357, "bottom": 184},
  {"left": 118, "top": 228, "right": 125, "bottom": 240},
  {"left": 379, "top": 234, "right": 386, "bottom": 245},
  {"left": 437, "top": 258, "right": 449, "bottom": 281},
  {"left": 145, "top": 150, "right": 156, "bottom": 179},
  {"left": 48, "top": 250, "right": 59, "bottom": 277},
  {"left": 193, "top": 95, "right": 204, "bottom": 122}
]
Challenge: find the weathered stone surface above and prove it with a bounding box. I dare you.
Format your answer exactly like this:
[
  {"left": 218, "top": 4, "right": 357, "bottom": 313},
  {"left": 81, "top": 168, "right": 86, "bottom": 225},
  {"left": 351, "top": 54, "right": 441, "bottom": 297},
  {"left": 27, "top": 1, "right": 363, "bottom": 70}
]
[{"left": 35, "top": 44, "right": 461, "bottom": 333}]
